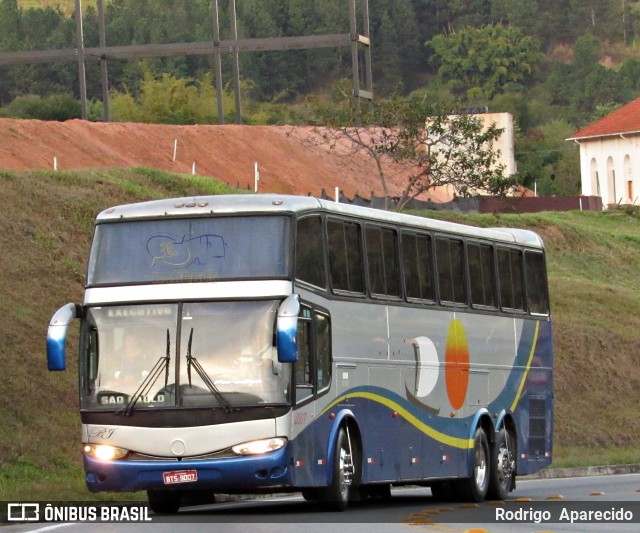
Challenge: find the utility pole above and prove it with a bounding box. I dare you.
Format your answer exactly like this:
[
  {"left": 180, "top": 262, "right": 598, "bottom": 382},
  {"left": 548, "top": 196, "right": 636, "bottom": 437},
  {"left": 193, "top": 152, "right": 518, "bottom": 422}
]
[
  {"left": 74, "top": 0, "right": 88, "bottom": 120},
  {"left": 211, "top": 0, "right": 225, "bottom": 124},
  {"left": 229, "top": 0, "right": 242, "bottom": 124},
  {"left": 97, "top": 0, "right": 110, "bottom": 121}
]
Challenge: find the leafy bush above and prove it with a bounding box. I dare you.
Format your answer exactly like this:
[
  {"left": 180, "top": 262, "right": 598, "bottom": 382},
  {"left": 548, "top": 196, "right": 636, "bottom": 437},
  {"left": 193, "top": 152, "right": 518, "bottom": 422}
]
[
  {"left": 3, "top": 94, "right": 81, "bottom": 121},
  {"left": 109, "top": 72, "right": 235, "bottom": 124}
]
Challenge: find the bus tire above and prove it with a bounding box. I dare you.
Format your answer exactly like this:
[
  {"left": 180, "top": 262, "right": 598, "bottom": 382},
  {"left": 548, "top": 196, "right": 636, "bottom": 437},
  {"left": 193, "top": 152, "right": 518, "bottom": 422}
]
[
  {"left": 456, "top": 427, "right": 490, "bottom": 502},
  {"left": 321, "top": 426, "right": 356, "bottom": 511},
  {"left": 487, "top": 427, "right": 516, "bottom": 500},
  {"left": 147, "top": 490, "right": 182, "bottom": 514}
]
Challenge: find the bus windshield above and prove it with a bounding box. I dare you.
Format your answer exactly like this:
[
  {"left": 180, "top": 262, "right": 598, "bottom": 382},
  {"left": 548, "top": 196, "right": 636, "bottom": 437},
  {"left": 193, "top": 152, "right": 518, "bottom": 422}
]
[
  {"left": 81, "top": 300, "right": 290, "bottom": 411},
  {"left": 87, "top": 215, "right": 291, "bottom": 286}
]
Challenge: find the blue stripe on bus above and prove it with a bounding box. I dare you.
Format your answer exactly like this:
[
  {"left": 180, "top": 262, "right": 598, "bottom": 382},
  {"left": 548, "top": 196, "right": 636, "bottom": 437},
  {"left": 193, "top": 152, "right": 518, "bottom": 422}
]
[{"left": 316, "top": 319, "right": 549, "bottom": 450}]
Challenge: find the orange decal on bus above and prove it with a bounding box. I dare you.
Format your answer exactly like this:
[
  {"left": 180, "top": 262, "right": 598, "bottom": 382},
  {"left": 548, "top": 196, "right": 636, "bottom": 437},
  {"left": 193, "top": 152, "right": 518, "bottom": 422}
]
[{"left": 445, "top": 319, "right": 470, "bottom": 410}]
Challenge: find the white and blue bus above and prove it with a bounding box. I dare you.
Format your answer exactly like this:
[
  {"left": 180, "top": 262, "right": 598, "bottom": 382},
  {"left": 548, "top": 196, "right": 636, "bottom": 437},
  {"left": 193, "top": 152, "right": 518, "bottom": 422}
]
[{"left": 47, "top": 194, "right": 552, "bottom": 513}]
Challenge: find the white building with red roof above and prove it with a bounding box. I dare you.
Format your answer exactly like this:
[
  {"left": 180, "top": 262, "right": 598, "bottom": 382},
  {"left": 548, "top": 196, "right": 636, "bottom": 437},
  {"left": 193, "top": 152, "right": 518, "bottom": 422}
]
[{"left": 567, "top": 98, "right": 640, "bottom": 206}]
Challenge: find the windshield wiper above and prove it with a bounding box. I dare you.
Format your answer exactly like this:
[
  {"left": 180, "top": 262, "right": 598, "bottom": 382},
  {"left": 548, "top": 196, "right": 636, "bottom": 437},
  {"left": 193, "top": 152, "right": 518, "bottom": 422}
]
[
  {"left": 116, "top": 329, "right": 171, "bottom": 417},
  {"left": 164, "top": 329, "right": 171, "bottom": 388},
  {"left": 186, "top": 328, "right": 235, "bottom": 413}
]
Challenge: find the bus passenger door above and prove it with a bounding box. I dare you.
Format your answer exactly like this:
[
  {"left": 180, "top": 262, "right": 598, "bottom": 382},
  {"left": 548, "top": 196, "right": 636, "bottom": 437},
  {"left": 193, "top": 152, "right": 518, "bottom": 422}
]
[{"left": 291, "top": 304, "right": 332, "bottom": 487}]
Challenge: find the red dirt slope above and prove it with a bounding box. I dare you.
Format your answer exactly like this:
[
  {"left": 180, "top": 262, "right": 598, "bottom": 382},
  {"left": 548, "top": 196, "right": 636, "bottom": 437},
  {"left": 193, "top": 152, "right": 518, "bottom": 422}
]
[{"left": 0, "top": 118, "right": 452, "bottom": 201}]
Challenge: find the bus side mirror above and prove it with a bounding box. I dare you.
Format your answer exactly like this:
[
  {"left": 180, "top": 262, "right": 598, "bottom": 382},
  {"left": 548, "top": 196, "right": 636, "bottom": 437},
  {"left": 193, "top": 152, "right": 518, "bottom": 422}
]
[
  {"left": 46, "top": 303, "right": 81, "bottom": 371},
  {"left": 276, "top": 294, "right": 299, "bottom": 363}
]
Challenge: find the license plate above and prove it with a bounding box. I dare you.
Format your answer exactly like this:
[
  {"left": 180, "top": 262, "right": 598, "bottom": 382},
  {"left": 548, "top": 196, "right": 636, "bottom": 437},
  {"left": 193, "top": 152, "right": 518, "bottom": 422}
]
[{"left": 162, "top": 469, "right": 198, "bottom": 485}]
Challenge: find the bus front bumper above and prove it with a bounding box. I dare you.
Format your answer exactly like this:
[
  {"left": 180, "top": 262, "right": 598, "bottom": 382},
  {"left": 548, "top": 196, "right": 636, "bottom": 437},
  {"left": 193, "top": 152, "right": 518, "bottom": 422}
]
[{"left": 83, "top": 447, "right": 291, "bottom": 493}]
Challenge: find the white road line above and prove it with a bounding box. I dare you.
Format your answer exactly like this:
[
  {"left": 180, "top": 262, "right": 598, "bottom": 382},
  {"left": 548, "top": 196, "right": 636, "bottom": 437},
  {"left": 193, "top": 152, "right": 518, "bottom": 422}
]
[{"left": 24, "top": 524, "right": 75, "bottom": 533}]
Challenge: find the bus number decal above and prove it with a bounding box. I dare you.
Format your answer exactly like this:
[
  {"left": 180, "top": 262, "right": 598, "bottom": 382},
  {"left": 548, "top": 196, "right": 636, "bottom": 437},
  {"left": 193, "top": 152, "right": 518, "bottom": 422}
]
[{"left": 293, "top": 411, "right": 308, "bottom": 426}]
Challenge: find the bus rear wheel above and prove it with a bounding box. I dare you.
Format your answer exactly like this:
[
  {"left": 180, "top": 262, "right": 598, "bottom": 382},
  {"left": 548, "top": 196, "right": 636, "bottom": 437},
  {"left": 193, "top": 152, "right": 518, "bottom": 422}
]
[
  {"left": 147, "top": 490, "right": 182, "bottom": 514},
  {"left": 320, "top": 426, "right": 356, "bottom": 511},
  {"left": 488, "top": 427, "right": 516, "bottom": 500},
  {"left": 456, "top": 427, "right": 490, "bottom": 502}
]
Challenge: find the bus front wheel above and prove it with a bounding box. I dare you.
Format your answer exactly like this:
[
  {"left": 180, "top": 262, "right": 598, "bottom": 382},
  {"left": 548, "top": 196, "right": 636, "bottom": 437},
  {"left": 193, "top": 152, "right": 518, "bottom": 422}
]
[
  {"left": 321, "top": 426, "right": 357, "bottom": 511},
  {"left": 456, "top": 427, "right": 490, "bottom": 502}
]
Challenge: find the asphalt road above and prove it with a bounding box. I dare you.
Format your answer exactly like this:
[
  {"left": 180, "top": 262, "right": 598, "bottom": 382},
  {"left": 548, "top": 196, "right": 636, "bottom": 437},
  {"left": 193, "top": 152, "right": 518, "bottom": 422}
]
[{"left": 5, "top": 473, "right": 640, "bottom": 533}]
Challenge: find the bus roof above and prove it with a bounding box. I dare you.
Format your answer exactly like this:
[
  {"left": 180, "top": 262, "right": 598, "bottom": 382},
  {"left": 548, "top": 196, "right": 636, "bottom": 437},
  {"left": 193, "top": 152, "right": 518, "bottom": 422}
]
[{"left": 96, "top": 193, "right": 544, "bottom": 249}]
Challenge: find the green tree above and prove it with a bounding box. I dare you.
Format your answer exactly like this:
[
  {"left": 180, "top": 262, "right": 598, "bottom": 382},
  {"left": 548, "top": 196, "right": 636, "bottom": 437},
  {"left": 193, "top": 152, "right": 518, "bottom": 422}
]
[
  {"left": 0, "top": 0, "right": 22, "bottom": 51},
  {"left": 567, "top": 0, "right": 628, "bottom": 42},
  {"left": 415, "top": 0, "right": 492, "bottom": 37},
  {"left": 619, "top": 57, "right": 640, "bottom": 99},
  {"left": 534, "top": 0, "right": 574, "bottom": 46},
  {"left": 428, "top": 24, "right": 543, "bottom": 99},
  {"left": 282, "top": 0, "right": 351, "bottom": 96},
  {"left": 573, "top": 34, "right": 600, "bottom": 73},
  {"left": 543, "top": 35, "right": 627, "bottom": 125},
  {"left": 491, "top": 0, "right": 540, "bottom": 32},
  {"left": 310, "top": 92, "right": 513, "bottom": 211},
  {"left": 236, "top": 0, "right": 289, "bottom": 101},
  {"left": 0, "top": 0, "right": 23, "bottom": 104},
  {"left": 369, "top": 0, "right": 423, "bottom": 94},
  {"left": 514, "top": 119, "right": 580, "bottom": 195},
  {"left": 577, "top": 66, "right": 624, "bottom": 113}
]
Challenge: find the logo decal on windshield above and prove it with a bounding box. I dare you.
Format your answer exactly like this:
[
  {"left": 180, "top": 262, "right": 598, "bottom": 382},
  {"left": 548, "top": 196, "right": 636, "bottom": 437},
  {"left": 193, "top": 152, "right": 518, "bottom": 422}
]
[{"left": 146, "top": 233, "right": 228, "bottom": 269}]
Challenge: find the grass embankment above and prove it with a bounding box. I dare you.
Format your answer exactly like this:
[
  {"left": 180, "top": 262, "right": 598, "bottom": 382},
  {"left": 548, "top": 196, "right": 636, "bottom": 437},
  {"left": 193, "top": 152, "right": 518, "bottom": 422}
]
[
  {"left": 0, "top": 167, "right": 240, "bottom": 501},
  {"left": 0, "top": 169, "right": 638, "bottom": 500}
]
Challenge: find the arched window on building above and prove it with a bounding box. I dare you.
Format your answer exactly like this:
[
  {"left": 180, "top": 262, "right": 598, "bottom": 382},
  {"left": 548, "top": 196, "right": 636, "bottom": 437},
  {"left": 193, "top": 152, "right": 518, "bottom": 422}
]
[
  {"left": 590, "top": 158, "right": 600, "bottom": 197},
  {"left": 607, "top": 156, "right": 617, "bottom": 206},
  {"left": 624, "top": 155, "right": 633, "bottom": 203}
]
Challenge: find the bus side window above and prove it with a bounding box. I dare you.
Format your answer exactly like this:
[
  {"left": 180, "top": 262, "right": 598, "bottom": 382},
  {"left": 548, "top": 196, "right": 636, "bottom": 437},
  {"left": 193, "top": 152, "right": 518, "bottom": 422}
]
[
  {"left": 365, "top": 225, "right": 400, "bottom": 298},
  {"left": 468, "top": 242, "right": 497, "bottom": 309},
  {"left": 295, "top": 308, "right": 314, "bottom": 403},
  {"left": 402, "top": 232, "right": 435, "bottom": 302},
  {"left": 327, "top": 219, "right": 365, "bottom": 294},
  {"left": 498, "top": 248, "right": 525, "bottom": 311},
  {"left": 81, "top": 322, "right": 100, "bottom": 393},
  {"left": 315, "top": 312, "right": 331, "bottom": 390},
  {"left": 88, "top": 327, "right": 99, "bottom": 382},
  {"left": 295, "top": 216, "right": 326, "bottom": 289},
  {"left": 295, "top": 307, "right": 332, "bottom": 403},
  {"left": 435, "top": 237, "right": 466, "bottom": 305},
  {"left": 524, "top": 251, "right": 550, "bottom": 315}
]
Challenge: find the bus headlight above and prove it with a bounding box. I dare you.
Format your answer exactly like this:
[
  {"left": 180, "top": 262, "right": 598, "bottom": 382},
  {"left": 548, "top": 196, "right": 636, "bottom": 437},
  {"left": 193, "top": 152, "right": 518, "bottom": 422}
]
[
  {"left": 83, "top": 444, "right": 129, "bottom": 461},
  {"left": 231, "top": 437, "right": 287, "bottom": 456}
]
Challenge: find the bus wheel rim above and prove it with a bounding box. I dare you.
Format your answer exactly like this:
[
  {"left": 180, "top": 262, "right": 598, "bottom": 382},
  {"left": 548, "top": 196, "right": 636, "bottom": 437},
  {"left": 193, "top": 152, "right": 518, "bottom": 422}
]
[
  {"left": 339, "top": 446, "right": 353, "bottom": 499},
  {"left": 474, "top": 442, "right": 487, "bottom": 488},
  {"left": 496, "top": 440, "right": 514, "bottom": 485}
]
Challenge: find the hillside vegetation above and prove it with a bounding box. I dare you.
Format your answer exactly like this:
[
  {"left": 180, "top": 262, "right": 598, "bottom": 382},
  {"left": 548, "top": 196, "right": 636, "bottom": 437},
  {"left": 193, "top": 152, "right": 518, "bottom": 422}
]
[
  {"left": 6, "top": 0, "right": 640, "bottom": 198},
  {"left": 1, "top": 168, "right": 639, "bottom": 500}
]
